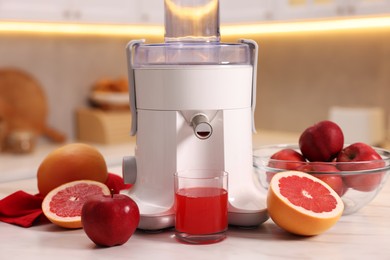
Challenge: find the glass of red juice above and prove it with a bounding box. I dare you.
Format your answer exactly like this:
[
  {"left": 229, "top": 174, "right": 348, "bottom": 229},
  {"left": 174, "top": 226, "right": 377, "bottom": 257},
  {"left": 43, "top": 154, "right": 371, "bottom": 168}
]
[{"left": 174, "top": 170, "right": 228, "bottom": 244}]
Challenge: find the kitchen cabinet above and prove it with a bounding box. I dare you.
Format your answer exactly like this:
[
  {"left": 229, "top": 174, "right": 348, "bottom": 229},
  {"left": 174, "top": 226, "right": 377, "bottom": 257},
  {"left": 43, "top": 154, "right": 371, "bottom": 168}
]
[
  {"left": 138, "top": 0, "right": 164, "bottom": 24},
  {"left": 220, "top": 0, "right": 272, "bottom": 23},
  {"left": 69, "top": 0, "right": 139, "bottom": 24},
  {"left": 221, "top": 0, "right": 390, "bottom": 23},
  {"left": 347, "top": 0, "right": 390, "bottom": 16},
  {"left": 0, "top": 0, "right": 139, "bottom": 24},
  {"left": 272, "top": 0, "right": 345, "bottom": 20},
  {"left": 0, "top": 0, "right": 67, "bottom": 21},
  {"left": 0, "top": 0, "right": 388, "bottom": 25},
  {"left": 263, "top": 0, "right": 389, "bottom": 21}
]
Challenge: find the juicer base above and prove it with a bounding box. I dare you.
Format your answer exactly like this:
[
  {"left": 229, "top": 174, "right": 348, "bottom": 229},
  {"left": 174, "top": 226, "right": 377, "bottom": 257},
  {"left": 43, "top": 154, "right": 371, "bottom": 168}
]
[
  {"left": 135, "top": 209, "right": 269, "bottom": 231},
  {"left": 228, "top": 210, "right": 269, "bottom": 228},
  {"left": 138, "top": 212, "right": 175, "bottom": 231}
]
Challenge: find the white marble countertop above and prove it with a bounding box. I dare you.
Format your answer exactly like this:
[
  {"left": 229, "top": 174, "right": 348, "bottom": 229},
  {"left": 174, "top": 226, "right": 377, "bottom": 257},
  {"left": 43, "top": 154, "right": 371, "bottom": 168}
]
[
  {"left": 1, "top": 130, "right": 390, "bottom": 259},
  {"left": 0, "top": 130, "right": 299, "bottom": 183},
  {"left": 1, "top": 172, "right": 389, "bottom": 259}
]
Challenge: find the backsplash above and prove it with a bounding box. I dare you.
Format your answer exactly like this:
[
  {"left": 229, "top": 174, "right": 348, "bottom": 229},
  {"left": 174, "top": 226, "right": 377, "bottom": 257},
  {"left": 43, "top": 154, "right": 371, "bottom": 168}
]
[{"left": 0, "top": 28, "right": 389, "bottom": 140}]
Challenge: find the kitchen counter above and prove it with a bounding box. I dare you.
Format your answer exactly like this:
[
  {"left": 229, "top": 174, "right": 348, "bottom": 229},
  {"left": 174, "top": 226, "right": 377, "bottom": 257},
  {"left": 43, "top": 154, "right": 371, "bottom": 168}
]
[
  {"left": 0, "top": 139, "right": 136, "bottom": 183},
  {"left": 1, "top": 130, "right": 390, "bottom": 259},
  {"left": 1, "top": 170, "right": 390, "bottom": 259},
  {"left": 0, "top": 130, "right": 299, "bottom": 183}
]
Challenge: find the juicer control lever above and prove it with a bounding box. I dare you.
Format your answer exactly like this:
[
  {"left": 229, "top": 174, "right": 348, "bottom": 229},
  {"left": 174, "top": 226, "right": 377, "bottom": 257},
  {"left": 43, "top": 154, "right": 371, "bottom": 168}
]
[{"left": 191, "top": 114, "right": 213, "bottom": 140}]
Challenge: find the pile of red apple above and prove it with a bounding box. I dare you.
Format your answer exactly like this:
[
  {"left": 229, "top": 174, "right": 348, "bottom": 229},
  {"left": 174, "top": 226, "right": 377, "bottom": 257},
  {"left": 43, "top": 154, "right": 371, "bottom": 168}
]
[{"left": 268, "top": 120, "right": 386, "bottom": 196}]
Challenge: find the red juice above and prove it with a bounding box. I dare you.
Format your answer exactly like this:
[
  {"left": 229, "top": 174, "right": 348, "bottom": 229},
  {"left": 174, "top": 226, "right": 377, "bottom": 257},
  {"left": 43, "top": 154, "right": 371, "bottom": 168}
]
[{"left": 175, "top": 187, "right": 228, "bottom": 235}]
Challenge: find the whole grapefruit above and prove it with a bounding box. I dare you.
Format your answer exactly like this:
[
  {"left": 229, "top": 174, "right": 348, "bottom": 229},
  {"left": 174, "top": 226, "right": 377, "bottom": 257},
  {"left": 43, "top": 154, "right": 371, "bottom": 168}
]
[{"left": 37, "top": 143, "right": 108, "bottom": 196}]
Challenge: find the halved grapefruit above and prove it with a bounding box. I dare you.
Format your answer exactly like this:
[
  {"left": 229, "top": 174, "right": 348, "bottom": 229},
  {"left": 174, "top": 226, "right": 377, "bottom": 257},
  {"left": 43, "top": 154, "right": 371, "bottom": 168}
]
[
  {"left": 42, "top": 180, "right": 110, "bottom": 229},
  {"left": 267, "top": 171, "right": 344, "bottom": 236}
]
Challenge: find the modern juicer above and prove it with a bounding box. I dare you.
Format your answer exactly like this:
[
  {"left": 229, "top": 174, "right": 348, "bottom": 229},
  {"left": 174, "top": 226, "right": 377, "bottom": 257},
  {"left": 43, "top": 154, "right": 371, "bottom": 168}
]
[{"left": 122, "top": 0, "right": 267, "bottom": 230}]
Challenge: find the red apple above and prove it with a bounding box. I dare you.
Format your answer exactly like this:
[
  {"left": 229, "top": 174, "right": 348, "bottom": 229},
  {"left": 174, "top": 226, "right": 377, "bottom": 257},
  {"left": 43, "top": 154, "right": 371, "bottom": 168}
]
[
  {"left": 267, "top": 148, "right": 306, "bottom": 183},
  {"left": 81, "top": 193, "right": 140, "bottom": 247},
  {"left": 337, "top": 142, "right": 385, "bottom": 192},
  {"left": 299, "top": 120, "right": 344, "bottom": 162},
  {"left": 296, "top": 162, "right": 345, "bottom": 196},
  {"left": 269, "top": 148, "right": 306, "bottom": 170}
]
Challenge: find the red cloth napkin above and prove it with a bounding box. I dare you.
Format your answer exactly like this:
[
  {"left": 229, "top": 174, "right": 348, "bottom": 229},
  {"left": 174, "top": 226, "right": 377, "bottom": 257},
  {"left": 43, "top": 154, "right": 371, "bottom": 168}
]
[{"left": 0, "top": 173, "right": 132, "bottom": 228}]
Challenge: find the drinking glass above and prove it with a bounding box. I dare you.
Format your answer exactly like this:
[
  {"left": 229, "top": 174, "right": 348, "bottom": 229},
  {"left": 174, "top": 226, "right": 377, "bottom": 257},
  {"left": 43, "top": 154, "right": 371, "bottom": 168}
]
[{"left": 174, "top": 169, "right": 228, "bottom": 244}]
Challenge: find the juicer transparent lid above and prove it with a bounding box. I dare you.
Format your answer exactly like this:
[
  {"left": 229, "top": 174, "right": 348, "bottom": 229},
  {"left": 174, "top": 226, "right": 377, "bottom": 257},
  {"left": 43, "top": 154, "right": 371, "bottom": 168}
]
[
  {"left": 132, "top": 42, "right": 251, "bottom": 67},
  {"left": 132, "top": 0, "right": 250, "bottom": 67}
]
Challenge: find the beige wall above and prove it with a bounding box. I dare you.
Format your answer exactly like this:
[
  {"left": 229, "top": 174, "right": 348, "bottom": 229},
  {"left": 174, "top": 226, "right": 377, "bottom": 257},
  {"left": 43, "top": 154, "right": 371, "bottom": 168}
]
[
  {"left": 239, "top": 28, "right": 390, "bottom": 134},
  {"left": 0, "top": 34, "right": 131, "bottom": 139},
  {"left": 0, "top": 28, "right": 389, "bottom": 139}
]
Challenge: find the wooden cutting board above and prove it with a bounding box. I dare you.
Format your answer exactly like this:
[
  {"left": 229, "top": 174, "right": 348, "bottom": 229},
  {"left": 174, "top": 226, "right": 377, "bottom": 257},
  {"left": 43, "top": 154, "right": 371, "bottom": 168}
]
[{"left": 0, "top": 68, "right": 66, "bottom": 143}]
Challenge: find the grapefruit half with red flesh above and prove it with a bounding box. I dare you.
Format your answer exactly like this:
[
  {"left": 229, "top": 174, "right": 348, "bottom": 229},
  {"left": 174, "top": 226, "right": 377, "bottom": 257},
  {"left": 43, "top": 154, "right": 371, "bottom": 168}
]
[
  {"left": 42, "top": 180, "right": 110, "bottom": 229},
  {"left": 267, "top": 171, "right": 344, "bottom": 236}
]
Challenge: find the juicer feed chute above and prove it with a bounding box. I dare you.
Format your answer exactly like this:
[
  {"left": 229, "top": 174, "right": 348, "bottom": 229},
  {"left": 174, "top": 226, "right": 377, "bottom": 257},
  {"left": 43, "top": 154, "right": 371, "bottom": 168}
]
[{"left": 122, "top": 0, "right": 267, "bottom": 231}]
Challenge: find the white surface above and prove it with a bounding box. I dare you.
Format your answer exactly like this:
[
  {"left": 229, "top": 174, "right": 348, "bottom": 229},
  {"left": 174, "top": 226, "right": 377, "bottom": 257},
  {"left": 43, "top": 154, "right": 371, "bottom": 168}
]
[
  {"left": 1, "top": 131, "right": 390, "bottom": 258},
  {"left": 1, "top": 166, "right": 390, "bottom": 259},
  {"left": 126, "top": 63, "right": 264, "bottom": 228},
  {"left": 134, "top": 66, "right": 252, "bottom": 110}
]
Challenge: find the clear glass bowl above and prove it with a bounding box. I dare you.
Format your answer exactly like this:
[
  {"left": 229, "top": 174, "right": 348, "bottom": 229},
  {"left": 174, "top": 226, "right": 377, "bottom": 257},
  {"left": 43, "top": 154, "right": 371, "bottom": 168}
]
[{"left": 253, "top": 144, "right": 390, "bottom": 215}]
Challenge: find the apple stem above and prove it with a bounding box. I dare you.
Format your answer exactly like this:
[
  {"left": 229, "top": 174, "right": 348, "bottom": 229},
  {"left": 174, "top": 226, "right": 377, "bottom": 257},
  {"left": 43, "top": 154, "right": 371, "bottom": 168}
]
[{"left": 110, "top": 189, "right": 115, "bottom": 198}]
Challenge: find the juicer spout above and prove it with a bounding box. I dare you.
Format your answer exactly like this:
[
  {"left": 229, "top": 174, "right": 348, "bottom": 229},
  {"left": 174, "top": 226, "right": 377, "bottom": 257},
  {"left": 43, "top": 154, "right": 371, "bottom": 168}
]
[{"left": 191, "top": 113, "right": 213, "bottom": 140}]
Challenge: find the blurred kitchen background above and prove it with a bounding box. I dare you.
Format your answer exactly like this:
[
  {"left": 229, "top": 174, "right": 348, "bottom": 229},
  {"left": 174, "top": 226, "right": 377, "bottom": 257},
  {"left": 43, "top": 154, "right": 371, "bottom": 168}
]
[{"left": 0, "top": 0, "right": 389, "bottom": 150}]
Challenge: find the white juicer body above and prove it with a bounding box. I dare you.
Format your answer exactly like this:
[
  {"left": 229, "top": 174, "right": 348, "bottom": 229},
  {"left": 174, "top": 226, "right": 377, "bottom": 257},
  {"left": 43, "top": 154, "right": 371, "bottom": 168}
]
[{"left": 122, "top": 58, "right": 268, "bottom": 230}]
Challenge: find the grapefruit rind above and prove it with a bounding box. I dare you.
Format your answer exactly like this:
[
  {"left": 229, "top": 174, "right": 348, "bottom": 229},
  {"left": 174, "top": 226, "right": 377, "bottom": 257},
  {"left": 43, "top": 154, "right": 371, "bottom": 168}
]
[
  {"left": 267, "top": 171, "right": 344, "bottom": 236},
  {"left": 37, "top": 143, "right": 108, "bottom": 196},
  {"left": 42, "top": 180, "right": 110, "bottom": 229}
]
